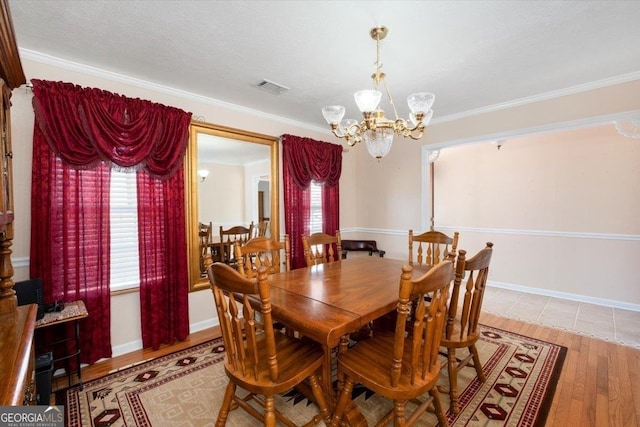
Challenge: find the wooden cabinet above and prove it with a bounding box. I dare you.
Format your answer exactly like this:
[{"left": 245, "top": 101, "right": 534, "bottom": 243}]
[
  {"left": 0, "top": 0, "right": 26, "bottom": 315},
  {"left": 0, "top": 0, "right": 31, "bottom": 406},
  {"left": 0, "top": 77, "right": 16, "bottom": 316}
]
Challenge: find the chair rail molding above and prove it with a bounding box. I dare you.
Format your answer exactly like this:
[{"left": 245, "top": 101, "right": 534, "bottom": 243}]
[{"left": 350, "top": 227, "right": 640, "bottom": 242}]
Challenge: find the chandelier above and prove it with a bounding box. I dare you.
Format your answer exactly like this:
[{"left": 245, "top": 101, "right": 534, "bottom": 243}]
[{"left": 322, "top": 26, "right": 435, "bottom": 159}]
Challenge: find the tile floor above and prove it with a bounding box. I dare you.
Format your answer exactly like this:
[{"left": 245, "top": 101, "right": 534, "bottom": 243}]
[{"left": 482, "top": 287, "right": 640, "bottom": 349}]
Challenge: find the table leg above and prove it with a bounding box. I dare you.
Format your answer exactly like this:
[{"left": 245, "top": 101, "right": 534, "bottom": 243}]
[
  {"left": 74, "top": 319, "right": 83, "bottom": 390},
  {"left": 321, "top": 344, "right": 334, "bottom": 402}
]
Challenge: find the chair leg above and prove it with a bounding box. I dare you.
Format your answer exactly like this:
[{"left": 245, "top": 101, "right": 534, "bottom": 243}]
[
  {"left": 429, "top": 388, "right": 449, "bottom": 427},
  {"left": 264, "top": 395, "right": 276, "bottom": 427},
  {"left": 328, "top": 376, "right": 355, "bottom": 427},
  {"left": 308, "top": 373, "right": 331, "bottom": 423},
  {"left": 392, "top": 400, "right": 407, "bottom": 427},
  {"left": 216, "top": 382, "right": 236, "bottom": 426},
  {"left": 470, "top": 344, "right": 485, "bottom": 381},
  {"left": 447, "top": 348, "right": 460, "bottom": 414}
]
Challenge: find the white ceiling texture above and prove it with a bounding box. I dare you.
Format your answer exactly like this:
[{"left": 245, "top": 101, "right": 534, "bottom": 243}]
[{"left": 8, "top": 1, "right": 640, "bottom": 134}]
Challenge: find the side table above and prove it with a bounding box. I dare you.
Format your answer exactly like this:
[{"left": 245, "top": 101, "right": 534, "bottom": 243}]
[{"left": 34, "top": 300, "right": 88, "bottom": 390}]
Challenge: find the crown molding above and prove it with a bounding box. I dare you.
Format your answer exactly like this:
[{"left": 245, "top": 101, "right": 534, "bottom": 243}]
[
  {"left": 19, "top": 48, "right": 330, "bottom": 135},
  {"left": 432, "top": 71, "right": 640, "bottom": 125},
  {"left": 424, "top": 108, "right": 640, "bottom": 151},
  {"left": 20, "top": 48, "right": 640, "bottom": 139}
]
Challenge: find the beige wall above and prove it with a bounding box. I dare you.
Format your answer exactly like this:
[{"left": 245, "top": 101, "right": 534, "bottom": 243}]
[
  {"left": 198, "top": 162, "right": 245, "bottom": 227},
  {"left": 434, "top": 125, "right": 640, "bottom": 307},
  {"left": 11, "top": 56, "right": 640, "bottom": 355}
]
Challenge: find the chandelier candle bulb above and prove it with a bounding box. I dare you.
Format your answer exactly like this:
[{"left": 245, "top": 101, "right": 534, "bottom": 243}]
[{"left": 322, "top": 25, "right": 435, "bottom": 159}]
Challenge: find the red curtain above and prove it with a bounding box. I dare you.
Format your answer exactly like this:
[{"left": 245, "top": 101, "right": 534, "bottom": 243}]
[
  {"left": 137, "top": 169, "right": 190, "bottom": 349},
  {"left": 31, "top": 79, "right": 188, "bottom": 178},
  {"left": 30, "top": 126, "right": 112, "bottom": 364},
  {"left": 281, "top": 134, "right": 342, "bottom": 269},
  {"left": 30, "top": 80, "right": 192, "bottom": 359}
]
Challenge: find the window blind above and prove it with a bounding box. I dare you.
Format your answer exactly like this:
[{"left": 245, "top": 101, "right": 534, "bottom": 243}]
[
  {"left": 309, "top": 181, "right": 323, "bottom": 234},
  {"left": 109, "top": 170, "right": 140, "bottom": 291}
]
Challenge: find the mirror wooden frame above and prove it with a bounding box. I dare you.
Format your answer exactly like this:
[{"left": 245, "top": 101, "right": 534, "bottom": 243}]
[{"left": 186, "top": 121, "right": 279, "bottom": 292}]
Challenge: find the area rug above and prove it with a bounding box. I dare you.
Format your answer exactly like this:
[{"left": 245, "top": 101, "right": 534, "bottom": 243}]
[{"left": 64, "top": 325, "right": 566, "bottom": 426}]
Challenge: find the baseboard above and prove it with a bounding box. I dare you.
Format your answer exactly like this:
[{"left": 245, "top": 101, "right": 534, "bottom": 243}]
[
  {"left": 487, "top": 280, "right": 640, "bottom": 312},
  {"left": 111, "top": 318, "right": 220, "bottom": 358}
]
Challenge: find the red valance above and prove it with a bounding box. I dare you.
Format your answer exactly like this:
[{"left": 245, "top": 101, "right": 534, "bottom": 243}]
[
  {"left": 281, "top": 134, "right": 342, "bottom": 188},
  {"left": 31, "top": 79, "right": 192, "bottom": 178}
]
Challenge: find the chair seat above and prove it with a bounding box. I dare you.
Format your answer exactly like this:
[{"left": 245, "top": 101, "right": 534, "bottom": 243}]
[
  {"left": 226, "top": 332, "right": 325, "bottom": 395},
  {"left": 337, "top": 331, "right": 441, "bottom": 401}
]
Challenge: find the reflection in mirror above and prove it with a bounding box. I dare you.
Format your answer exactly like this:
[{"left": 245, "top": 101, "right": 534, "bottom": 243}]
[{"left": 186, "top": 122, "right": 279, "bottom": 291}]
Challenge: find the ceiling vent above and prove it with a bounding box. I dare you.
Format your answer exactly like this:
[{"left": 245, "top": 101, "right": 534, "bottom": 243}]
[{"left": 255, "top": 79, "right": 289, "bottom": 95}]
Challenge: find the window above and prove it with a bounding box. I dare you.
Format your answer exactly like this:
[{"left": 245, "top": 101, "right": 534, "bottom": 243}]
[
  {"left": 109, "top": 170, "right": 140, "bottom": 291},
  {"left": 309, "top": 181, "right": 323, "bottom": 234}
]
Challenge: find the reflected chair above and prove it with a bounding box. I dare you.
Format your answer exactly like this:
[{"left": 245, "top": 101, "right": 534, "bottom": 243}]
[
  {"left": 234, "top": 235, "right": 290, "bottom": 279},
  {"left": 302, "top": 231, "right": 342, "bottom": 267},
  {"left": 219, "top": 222, "right": 254, "bottom": 264},
  {"left": 409, "top": 229, "right": 459, "bottom": 266},
  {"left": 204, "top": 256, "right": 330, "bottom": 427},
  {"left": 257, "top": 219, "right": 269, "bottom": 237},
  {"left": 198, "top": 222, "right": 213, "bottom": 272},
  {"left": 328, "top": 261, "right": 455, "bottom": 427},
  {"left": 440, "top": 242, "right": 494, "bottom": 414}
]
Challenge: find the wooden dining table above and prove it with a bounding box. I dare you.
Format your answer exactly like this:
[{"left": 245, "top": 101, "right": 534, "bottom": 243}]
[{"left": 264, "top": 256, "right": 430, "bottom": 400}]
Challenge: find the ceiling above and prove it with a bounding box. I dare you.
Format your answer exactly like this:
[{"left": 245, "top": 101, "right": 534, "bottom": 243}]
[{"left": 9, "top": 1, "right": 640, "bottom": 133}]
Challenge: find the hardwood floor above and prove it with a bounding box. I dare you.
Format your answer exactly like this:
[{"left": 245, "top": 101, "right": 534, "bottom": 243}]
[
  {"left": 71, "top": 314, "right": 640, "bottom": 427},
  {"left": 480, "top": 312, "right": 640, "bottom": 427}
]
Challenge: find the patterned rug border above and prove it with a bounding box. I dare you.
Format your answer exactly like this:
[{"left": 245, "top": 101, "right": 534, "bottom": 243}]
[
  {"left": 65, "top": 325, "right": 567, "bottom": 427},
  {"left": 477, "top": 325, "right": 567, "bottom": 427}
]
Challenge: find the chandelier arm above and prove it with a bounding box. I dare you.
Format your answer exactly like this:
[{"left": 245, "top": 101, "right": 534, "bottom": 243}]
[
  {"left": 330, "top": 128, "right": 344, "bottom": 139},
  {"left": 406, "top": 124, "right": 425, "bottom": 140}
]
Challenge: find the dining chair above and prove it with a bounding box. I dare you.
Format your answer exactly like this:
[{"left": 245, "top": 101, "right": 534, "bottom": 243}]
[
  {"left": 219, "top": 222, "right": 254, "bottom": 264},
  {"left": 234, "top": 235, "right": 290, "bottom": 279},
  {"left": 302, "top": 231, "right": 342, "bottom": 267},
  {"left": 328, "top": 261, "right": 455, "bottom": 427},
  {"left": 409, "top": 229, "right": 459, "bottom": 266},
  {"left": 440, "top": 242, "right": 494, "bottom": 414},
  {"left": 204, "top": 255, "right": 330, "bottom": 427}
]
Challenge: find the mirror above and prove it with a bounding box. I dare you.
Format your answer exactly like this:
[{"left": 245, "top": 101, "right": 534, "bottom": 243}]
[{"left": 186, "top": 121, "right": 279, "bottom": 291}]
